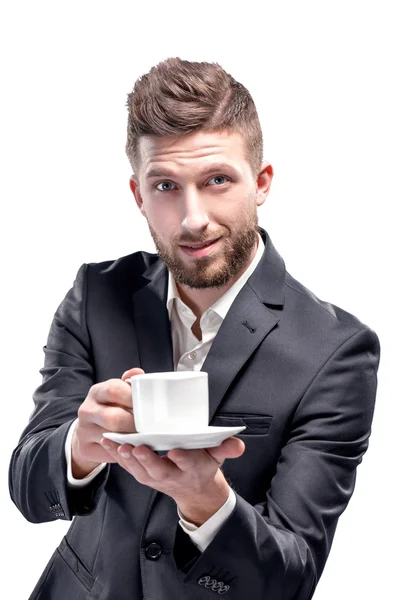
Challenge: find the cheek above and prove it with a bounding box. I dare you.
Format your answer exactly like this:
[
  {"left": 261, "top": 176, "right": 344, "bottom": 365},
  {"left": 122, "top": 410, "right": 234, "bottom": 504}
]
[{"left": 146, "top": 206, "right": 178, "bottom": 239}]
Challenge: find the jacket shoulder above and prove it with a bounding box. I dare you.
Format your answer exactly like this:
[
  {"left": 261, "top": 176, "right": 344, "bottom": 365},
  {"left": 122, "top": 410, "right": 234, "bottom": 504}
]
[
  {"left": 85, "top": 249, "right": 160, "bottom": 292},
  {"left": 284, "top": 271, "right": 374, "bottom": 333}
]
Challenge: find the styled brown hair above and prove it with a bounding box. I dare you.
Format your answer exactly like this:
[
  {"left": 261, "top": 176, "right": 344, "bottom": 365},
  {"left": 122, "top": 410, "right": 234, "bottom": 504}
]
[{"left": 126, "top": 57, "right": 263, "bottom": 179}]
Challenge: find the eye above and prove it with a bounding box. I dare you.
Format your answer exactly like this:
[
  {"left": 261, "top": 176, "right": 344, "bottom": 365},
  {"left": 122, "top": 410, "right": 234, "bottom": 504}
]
[
  {"left": 154, "top": 175, "right": 231, "bottom": 192},
  {"left": 208, "top": 175, "right": 230, "bottom": 186},
  {"left": 155, "top": 181, "right": 178, "bottom": 192}
]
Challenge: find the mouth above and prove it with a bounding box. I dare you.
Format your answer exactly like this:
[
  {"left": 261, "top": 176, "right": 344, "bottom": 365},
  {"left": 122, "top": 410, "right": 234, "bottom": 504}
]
[{"left": 178, "top": 237, "right": 222, "bottom": 258}]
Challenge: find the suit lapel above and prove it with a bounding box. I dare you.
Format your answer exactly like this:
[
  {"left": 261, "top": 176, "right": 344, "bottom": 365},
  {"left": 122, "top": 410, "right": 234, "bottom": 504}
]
[
  {"left": 201, "top": 228, "right": 286, "bottom": 421},
  {"left": 201, "top": 285, "right": 279, "bottom": 422}
]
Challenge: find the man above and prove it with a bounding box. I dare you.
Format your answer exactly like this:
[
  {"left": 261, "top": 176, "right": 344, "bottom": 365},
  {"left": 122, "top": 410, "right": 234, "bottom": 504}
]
[{"left": 9, "top": 57, "right": 380, "bottom": 600}]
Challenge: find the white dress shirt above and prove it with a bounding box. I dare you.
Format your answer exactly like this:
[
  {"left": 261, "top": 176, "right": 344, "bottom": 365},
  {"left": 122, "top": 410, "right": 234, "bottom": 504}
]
[{"left": 65, "top": 232, "right": 265, "bottom": 552}]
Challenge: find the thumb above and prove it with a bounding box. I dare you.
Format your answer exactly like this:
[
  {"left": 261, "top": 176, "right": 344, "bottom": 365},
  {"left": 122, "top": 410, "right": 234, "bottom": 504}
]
[
  {"left": 121, "top": 367, "right": 145, "bottom": 382},
  {"left": 207, "top": 436, "right": 245, "bottom": 465}
]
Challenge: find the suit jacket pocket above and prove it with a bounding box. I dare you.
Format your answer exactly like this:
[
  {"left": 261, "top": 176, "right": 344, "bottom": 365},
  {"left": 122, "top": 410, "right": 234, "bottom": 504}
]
[
  {"left": 57, "top": 536, "right": 95, "bottom": 592},
  {"left": 212, "top": 413, "right": 273, "bottom": 435},
  {"left": 29, "top": 538, "right": 96, "bottom": 600}
]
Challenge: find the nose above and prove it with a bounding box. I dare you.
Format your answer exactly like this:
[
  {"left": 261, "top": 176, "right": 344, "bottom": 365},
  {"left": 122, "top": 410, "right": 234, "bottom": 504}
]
[{"left": 181, "top": 189, "right": 210, "bottom": 233}]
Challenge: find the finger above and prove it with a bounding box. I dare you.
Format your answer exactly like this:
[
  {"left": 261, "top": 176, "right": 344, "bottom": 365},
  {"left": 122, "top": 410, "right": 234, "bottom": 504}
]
[
  {"left": 100, "top": 440, "right": 150, "bottom": 483},
  {"left": 92, "top": 378, "right": 133, "bottom": 409},
  {"left": 117, "top": 444, "right": 154, "bottom": 481},
  {"left": 206, "top": 437, "right": 246, "bottom": 464},
  {"left": 100, "top": 437, "right": 120, "bottom": 453},
  {"left": 167, "top": 448, "right": 214, "bottom": 473},
  {"left": 74, "top": 420, "right": 106, "bottom": 444},
  {"left": 114, "top": 443, "right": 168, "bottom": 485},
  {"left": 78, "top": 395, "right": 136, "bottom": 433},
  {"left": 90, "top": 404, "right": 135, "bottom": 432},
  {"left": 121, "top": 367, "right": 145, "bottom": 382},
  {"left": 131, "top": 445, "right": 180, "bottom": 481},
  {"left": 72, "top": 424, "right": 119, "bottom": 465}
]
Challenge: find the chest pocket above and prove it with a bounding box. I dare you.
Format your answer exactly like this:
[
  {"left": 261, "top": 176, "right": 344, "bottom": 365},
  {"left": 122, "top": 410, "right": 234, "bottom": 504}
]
[{"left": 211, "top": 413, "right": 273, "bottom": 435}]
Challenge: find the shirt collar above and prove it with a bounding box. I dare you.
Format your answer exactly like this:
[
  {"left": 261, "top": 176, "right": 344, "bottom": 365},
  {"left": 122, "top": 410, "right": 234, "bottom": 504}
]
[{"left": 167, "top": 232, "right": 265, "bottom": 320}]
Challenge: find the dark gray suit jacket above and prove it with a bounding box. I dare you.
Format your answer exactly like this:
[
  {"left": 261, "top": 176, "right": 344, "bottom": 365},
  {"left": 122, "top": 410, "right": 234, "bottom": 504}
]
[{"left": 9, "top": 228, "right": 380, "bottom": 600}]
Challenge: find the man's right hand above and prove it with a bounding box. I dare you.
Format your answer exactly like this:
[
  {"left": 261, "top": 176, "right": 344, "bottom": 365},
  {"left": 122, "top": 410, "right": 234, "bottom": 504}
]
[{"left": 71, "top": 367, "right": 145, "bottom": 478}]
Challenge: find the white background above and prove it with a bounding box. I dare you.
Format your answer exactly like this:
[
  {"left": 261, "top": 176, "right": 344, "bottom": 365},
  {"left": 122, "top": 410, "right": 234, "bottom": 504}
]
[{"left": 1, "top": 1, "right": 398, "bottom": 598}]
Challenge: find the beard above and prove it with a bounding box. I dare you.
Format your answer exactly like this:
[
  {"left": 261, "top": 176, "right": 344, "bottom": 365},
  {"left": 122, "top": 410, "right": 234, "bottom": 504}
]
[{"left": 146, "top": 203, "right": 260, "bottom": 289}]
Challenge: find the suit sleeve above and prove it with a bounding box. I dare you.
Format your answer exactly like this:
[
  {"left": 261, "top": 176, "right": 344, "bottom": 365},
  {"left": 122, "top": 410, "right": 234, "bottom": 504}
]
[
  {"left": 173, "top": 326, "right": 380, "bottom": 600},
  {"left": 8, "top": 263, "right": 110, "bottom": 524}
]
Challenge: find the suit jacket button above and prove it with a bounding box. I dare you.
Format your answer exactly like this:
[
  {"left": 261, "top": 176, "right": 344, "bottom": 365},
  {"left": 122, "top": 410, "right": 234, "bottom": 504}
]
[{"left": 145, "top": 542, "right": 162, "bottom": 560}]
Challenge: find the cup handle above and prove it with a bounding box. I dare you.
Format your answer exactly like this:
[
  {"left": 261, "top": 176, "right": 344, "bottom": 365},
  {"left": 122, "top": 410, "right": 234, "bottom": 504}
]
[{"left": 121, "top": 377, "right": 133, "bottom": 413}]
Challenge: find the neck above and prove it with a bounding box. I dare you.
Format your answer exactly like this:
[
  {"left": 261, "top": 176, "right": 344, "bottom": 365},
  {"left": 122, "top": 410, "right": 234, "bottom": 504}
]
[{"left": 176, "top": 239, "right": 259, "bottom": 320}]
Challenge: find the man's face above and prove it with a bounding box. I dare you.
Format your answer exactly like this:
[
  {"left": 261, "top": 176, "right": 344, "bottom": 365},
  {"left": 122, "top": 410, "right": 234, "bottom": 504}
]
[{"left": 130, "top": 130, "right": 272, "bottom": 289}]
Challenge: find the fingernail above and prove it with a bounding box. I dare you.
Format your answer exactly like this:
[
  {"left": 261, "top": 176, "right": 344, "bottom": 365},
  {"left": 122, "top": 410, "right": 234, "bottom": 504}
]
[
  {"left": 120, "top": 451, "right": 131, "bottom": 459},
  {"left": 102, "top": 442, "right": 111, "bottom": 450},
  {"left": 135, "top": 453, "right": 146, "bottom": 460}
]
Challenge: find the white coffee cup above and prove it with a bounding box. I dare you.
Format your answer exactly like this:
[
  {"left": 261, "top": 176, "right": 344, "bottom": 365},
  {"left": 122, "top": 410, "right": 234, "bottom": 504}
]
[{"left": 128, "top": 371, "right": 209, "bottom": 433}]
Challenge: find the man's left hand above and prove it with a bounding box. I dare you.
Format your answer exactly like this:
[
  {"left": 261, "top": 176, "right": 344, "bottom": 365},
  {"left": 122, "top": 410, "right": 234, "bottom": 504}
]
[{"left": 100, "top": 436, "right": 245, "bottom": 525}]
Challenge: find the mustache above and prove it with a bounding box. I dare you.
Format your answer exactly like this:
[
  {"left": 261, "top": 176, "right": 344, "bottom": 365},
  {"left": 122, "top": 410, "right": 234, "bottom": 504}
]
[{"left": 175, "top": 233, "right": 224, "bottom": 244}]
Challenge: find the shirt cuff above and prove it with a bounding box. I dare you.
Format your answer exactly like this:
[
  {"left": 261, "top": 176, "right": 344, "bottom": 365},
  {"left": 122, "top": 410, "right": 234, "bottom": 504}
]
[
  {"left": 65, "top": 418, "right": 107, "bottom": 487},
  {"left": 177, "top": 487, "right": 236, "bottom": 552}
]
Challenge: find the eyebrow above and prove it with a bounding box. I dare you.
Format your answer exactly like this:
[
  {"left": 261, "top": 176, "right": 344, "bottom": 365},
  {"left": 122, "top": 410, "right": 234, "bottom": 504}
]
[{"left": 145, "top": 162, "right": 239, "bottom": 180}]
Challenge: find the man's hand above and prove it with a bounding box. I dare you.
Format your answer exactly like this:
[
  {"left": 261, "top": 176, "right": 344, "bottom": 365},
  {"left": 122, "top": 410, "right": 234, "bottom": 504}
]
[
  {"left": 100, "top": 436, "right": 246, "bottom": 525},
  {"left": 71, "top": 367, "right": 144, "bottom": 478}
]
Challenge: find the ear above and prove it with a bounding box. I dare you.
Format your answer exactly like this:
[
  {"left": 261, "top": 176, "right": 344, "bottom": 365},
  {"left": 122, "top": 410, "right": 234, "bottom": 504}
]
[
  {"left": 129, "top": 175, "right": 146, "bottom": 216},
  {"left": 256, "top": 161, "right": 274, "bottom": 207}
]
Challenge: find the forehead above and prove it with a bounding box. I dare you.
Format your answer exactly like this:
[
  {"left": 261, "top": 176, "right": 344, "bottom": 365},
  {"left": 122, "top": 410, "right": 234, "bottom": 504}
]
[{"left": 138, "top": 130, "right": 249, "bottom": 178}]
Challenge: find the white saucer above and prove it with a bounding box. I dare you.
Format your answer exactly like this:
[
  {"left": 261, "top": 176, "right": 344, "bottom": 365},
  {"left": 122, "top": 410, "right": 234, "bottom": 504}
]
[{"left": 102, "top": 425, "right": 246, "bottom": 451}]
